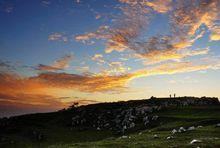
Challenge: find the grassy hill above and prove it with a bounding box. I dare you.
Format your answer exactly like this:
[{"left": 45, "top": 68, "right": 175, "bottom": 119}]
[{"left": 0, "top": 97, "right": 220, "bottom": 148}]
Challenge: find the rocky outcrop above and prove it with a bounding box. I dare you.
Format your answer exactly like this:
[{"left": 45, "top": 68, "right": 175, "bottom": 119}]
[{"left": 69, "top": 97, "right": 219, "bottom": 134}]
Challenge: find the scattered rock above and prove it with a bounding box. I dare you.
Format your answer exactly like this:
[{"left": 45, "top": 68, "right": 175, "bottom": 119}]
[
  {"left": 120, "top": 135, "right": 130, "bottom": 139},
  {"left": 178, "top": 127, "right": 186, "bottom": 133},
  {"left": 171, "top": 129, "right": 177, "bottom": 134},
  {"left": 66, "top": 97, "right": 219, "bottom": 135},
  {"left": 188, "top": 126, "right": 195, "bottom": 131},
  {"left": 152, "top": 115, "right": 159, "bottom": 121},
  {"left": 143, "top": 116, "right": 149, "bottom": 126},
  {"left": 130, "top": 122, "right": 135, "bottom": 128},
  {"left": 153, "top": 134, "right": 159, "bottom": 138},
  {"left": 190, "top": 139, "right": 202, "bottom": 144},
  {"left": 197, "top": 125, "right": 203, "bottom": 128},
  {"left": 166, "top": 136, "right": 173, "bottom": 140}
]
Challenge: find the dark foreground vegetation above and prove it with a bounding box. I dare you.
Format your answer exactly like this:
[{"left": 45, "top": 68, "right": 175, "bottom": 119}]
[{"left": 0, "top": 96, "right": 220, "bottom": 148}]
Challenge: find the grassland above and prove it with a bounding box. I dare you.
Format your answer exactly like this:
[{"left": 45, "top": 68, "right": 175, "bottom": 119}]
[{"left": 1, "top": 106, "right": 220, "bottom": 148}]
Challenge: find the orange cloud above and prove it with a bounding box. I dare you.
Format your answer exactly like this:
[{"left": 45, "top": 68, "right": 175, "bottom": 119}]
[
  {"left": 91, "top": 54, "right": 105, "bottom": 65},
  {"left": 75, "top": 2, "right": 148, "bottom": 53},
  {"left": 0, "top": 72, "right": 69, "bottom": 113},
  {"left": 75, "top": 0, "right": 216, "bottom": 65},
  {"left": 171, "top": 0, "right": 220, "bottom": 36},
  {"left": 133, "top": 35, "right": 209, "bottom": 65},
  {"left": 52, "top": 54, "right": 73, "bottom": 69},
  {"left": 36, "top": 54, "right": 74, "bottom": 71},
  {"left": 210, "top": 25, "right": 220, "bottom": 41},
  {"left": 144, "top": 0, "right": 172, "bottom": 13},
  {"left": 75, "top": 26, "right": 110, "bottom": 43},
  {"left": 5, "top": 59, "right": 219, "bottom": 94},
  {"left": 119, "top": 0, "right": 172, "bottom": 13},
  {"left": 31, "top": 72, "right": 132, "bottom": 92},
  {"left": 99, "top": 61, "right": 130, "bottom": 76},
  {"left": 210, "top": 34, "right": 220, "bottom": 41},
  {"left": 130, "top": 61, "right": 215, "bottom": 80},
  {"left": 141, "top": 48, "right": 209, "bottom": 65},
  {"left": 36, "top": 64, "right": 61, "bottom": 71},
  {"left": 76, "top": 66, "right": 90, "bottom": 73},
  {"left": 1, "top": 58, "right": 220, "bottom": 117}
]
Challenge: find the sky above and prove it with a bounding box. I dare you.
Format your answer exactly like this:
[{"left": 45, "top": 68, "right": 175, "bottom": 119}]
[{"left": 0, "top": 0, "right": 220, "bottom": 117}]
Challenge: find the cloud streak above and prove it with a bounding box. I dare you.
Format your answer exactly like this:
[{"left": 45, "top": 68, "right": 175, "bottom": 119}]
[
  {"left": 36, "top": 54, "right": 74, "bottom": 71},
  {"left": 1, "top": 56, "right": 219, "bottom": 117},
  {"left": 75, "top": 0, "right": 219, "bottom": 64},
  {"left": 48, "top": 32, "right": 68, "bottom": 42}
]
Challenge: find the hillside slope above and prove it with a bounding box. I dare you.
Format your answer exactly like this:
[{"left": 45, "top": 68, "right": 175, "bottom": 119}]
[{"left": 0, "top": 97, "right": 220, "bottom": 148}]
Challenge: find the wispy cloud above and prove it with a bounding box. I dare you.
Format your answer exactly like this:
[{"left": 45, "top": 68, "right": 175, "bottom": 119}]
[
  {"left": 119, "top": 0, "right": 172, "bottom": 13},
  {"left": 41, "top": 0, "right": 51, "bottom": 7},
  {"left": 0, "top": 0, "right": 14, "bottom": 13},
  {"left": 91, "top": 54, "right": 105, "bottom": 65},
  {"left": 3, "top": 59, "right": 220, "bottom": 95},
  {"left": 100, "top": 61, "right": 130, "bottom": 76},
  {"left": 210, "top": 24, "right": 220, "bottom": 41},
  {"left": 75, "top": 0, "right": 219, "bottom": 65},
  {"left": 48, "top": 32, "right": 68, "bottom": 42},
  {"left": 171, "top": 0, "right": 219, "bottom": 36},
  {"left": 0, "top": 56, "right": 219, "bottom": 116},
  {"left": 36, "top": 53, "right": 74, "bottom": 71}
]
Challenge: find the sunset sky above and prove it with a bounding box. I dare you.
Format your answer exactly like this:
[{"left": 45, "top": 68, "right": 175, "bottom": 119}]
[{"left": 0, "top": 0, "right": 220, "bottom": 117}]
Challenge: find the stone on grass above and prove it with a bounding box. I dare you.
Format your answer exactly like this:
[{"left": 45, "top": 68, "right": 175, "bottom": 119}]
[
  {"left": 122, "top": 135, "right": 127, "bottom": 138},
  {"left": 190, "top": 139, "right": 202, "bottom": 144},
  {"left": 171, "top": 129, "right": 177, "bottom": 134},
  {"left": 130, "top": 122, "right": 135, "bottom": 128},
  {"left": 120, "top": 135, "right": 130, "bottom": 139},
  {"left": 153, "top": 134, "right": 159, "bottom": 138},
  {"left": 188, "top": 126, "right": 195, "bottom": 131},
  {"left": 166, "top": 136, "right": 173, "bottom": 140},
  {"left": 178, "top": 127, "right": 186, "bottom": 133}
]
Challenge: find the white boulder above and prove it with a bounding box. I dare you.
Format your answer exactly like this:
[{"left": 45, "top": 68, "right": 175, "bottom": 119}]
[
  {"left": 153, "top": 134, "right": 159, "bottom": 138},
  {"left": 190, "top": 139, "right": 202, "bottom": 144},
  {"left": 171, "top": 129, "right": 177, "bottom": 134},
  {"left": 178, "top": 127, "right": 186, "bottom": 133},
  {"left": 188, "top": 126, "right": 195, "bottom": 131},
  {"left": 166, "top": 136, "right": 173, "bottom": 140}
]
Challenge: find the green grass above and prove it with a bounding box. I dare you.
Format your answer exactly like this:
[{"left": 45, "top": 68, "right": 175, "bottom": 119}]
[
  {"left": 48, "top": 125, "right": 220, "bottom": 148},
  {"left": 1, "top": 106, "right": 220, "bottom": 148}
]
